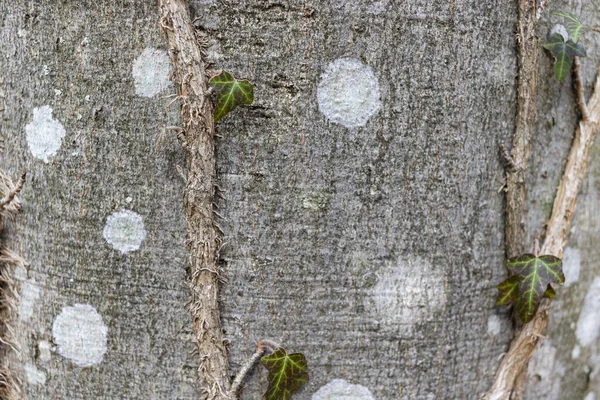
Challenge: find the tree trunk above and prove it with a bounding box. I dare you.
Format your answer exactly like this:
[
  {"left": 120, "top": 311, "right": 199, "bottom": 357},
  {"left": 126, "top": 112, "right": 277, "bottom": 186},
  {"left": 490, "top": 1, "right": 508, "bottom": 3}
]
[{"left": 0, "top": 0, "right": 599, "bottom": 399}]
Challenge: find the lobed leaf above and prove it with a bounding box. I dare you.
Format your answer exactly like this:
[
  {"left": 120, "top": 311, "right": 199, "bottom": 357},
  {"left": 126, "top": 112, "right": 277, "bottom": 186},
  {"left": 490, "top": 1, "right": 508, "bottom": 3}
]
[
  {"left": 543, "top": 33, "right": 586, "bottom": 81},
  {"left": 209, "top": 70, "right": 254, "bottom": 122},
  {"left": 261, "top": 348, "right": 308, "bottom": 400},
  {"left": 552, "top": 11, "right": 587, "bottom": 43},
  {"left": 497, "top": 254, "right": 564, "bottom": 322},
  {"left": 496, "top": 275, "right": 519, "bottom": 306}
]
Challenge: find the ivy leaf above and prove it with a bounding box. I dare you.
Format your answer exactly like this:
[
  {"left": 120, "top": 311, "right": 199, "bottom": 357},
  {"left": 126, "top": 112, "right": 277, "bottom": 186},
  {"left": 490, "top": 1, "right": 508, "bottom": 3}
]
[
  {"left": 543, "top": 33, "right": 587, "bottom": 81},
  {"left": 496, "top": 275, "right": 519, "bottom": 306},
  {"left": 497, "top": 254, "right": 564, "bottom": 323},
  {"left": 208, "top": 70, "right": 254, "bottom": 122},
  {"left": 552, "top": 11, "right": 587, "bottom": 43},
  {"left": 261, "top": 348, "right": 308, "bottom": 400}
]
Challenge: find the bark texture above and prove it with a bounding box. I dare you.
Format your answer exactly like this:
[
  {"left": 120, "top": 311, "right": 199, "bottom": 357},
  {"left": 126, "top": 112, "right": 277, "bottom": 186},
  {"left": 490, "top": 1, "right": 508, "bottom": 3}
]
[
  {"left": 2, "top": 1, "right": 599, "bottom": 399},
  {"left": 0, "top": 1, "right": 203, "bottom": 398}
]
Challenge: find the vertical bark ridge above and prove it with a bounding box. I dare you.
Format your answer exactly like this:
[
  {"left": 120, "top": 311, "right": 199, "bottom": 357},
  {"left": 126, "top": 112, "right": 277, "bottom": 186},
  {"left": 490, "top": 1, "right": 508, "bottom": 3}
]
[{"left": 505, "top": 0, "right": 539, "bottom": 260}]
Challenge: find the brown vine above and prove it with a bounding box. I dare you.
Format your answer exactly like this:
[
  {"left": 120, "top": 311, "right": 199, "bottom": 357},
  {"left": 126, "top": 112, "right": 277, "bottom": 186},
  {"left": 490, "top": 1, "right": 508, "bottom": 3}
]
[
  {"left": 159, "top": 1, "right": 230, "bottom": 399},
  {"left": 0, "top": 170, "right": 26, "bottom": 400}
]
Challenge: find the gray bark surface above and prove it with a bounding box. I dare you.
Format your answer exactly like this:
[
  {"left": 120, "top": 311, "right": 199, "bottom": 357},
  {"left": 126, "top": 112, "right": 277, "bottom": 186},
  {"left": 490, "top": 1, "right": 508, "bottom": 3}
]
[
  {"left": 3, "top": 0, "right": 594, "bottom": 399},
  {"left": 523, "top": 2, "right": 600, "bottom": 400}
]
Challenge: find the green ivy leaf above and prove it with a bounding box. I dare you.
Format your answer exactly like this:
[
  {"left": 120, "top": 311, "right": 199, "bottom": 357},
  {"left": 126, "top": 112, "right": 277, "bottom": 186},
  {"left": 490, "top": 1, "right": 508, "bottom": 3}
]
[
  {"left": 496, "top": 275, "right": 519, "bottom": 306},
  {"left": 261, "top": 348, "right": 308, "bottom": 400},
  {"left": 209, "top": 70, "right": 254, "bottom": 122},
  {"left": 552, "top": 11, "right": 587, "bottom": 43},
  {"left": 497, "top": 254, "right": 564, "bottom": 322},
  {"left": 543, "top": 34, "right": 587, "bottom": 81}
]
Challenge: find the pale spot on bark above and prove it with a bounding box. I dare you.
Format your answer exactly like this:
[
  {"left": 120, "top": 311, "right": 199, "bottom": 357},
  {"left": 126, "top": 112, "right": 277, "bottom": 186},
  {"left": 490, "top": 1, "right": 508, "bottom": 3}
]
[
  {"left": 585, "top": 392, "right": 596, "bottom": 400},
  {"left": 562, "top": 247, "right": 581, "bottom": 287},
  {"left": 18, "top": 279, "right": 40, "bottom": 320},
  {"left": 550, "top": 24, "right": 569, "bottom": 42},
  {"left": 38, "top": 340, "right": 53, "bottom": 363},
  {"left": 52, "top": 304, "right": 108, "bottom": 367},
  {"left": 487, "top": 314, "right": 501, "bottom": 336},
  {"left": 368, "top": 256, "right": 445, "bottom": 326},
  {"left": 103, "top": 210, "right": 147, "bottom": 254},
  {"left": 317, "top": 58, "right": 381, "bottom": 128},
  {"left": 25, "top": 106, "right": 66, "bottom": 162},
  {"left": 24, "top": 364, "right": 46, "bottom": 386},
  {"left": 329, "top": 0, "right": 389, "bottom": 14},
  {"left": 312, "top": 379, "right": 375, "bottom": 400},
  {"left": 526, "top": 340, "right": 564, "bottom": 400},
  {"left": 576, "top": 277, "right": 600, "bottom": 347},
  {"left": 571, "top": 345, "right": 581, "bottom": 359},
  {"left": 132, "top": 47, "right": 172, "bottom": 97}
]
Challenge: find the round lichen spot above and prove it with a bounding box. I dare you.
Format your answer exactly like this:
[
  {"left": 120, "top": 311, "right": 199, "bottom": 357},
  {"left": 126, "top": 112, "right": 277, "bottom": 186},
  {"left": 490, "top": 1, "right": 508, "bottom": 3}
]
[
  {"left": 132, "top": 47, "right": 172, "bottom": 97},
  {"left": 25, "top": 106, "right": 66, "bottom": 162},
  {"left": 317, "top": 58, "right": 381, "bottom": 128},
  {"left": 312, "top": 379, "right": 375, "bottom": 400},
  {"left": 52, "top": 304, "right": 108, "bottom": 367},
  {"left": 103, "top": 210, "right": 147, "bottom": 254},
  {"left": 487, "top": 314, "right": 501, "bottom": 336},
  {"left": 369, "top": 256, "right": 445, "bottom": 326}
]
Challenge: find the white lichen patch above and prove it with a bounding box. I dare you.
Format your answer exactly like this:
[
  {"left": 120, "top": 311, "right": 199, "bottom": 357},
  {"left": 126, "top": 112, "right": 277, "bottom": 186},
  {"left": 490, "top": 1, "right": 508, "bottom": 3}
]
[
  {"left": 576, "top": 277, "right": 600, "bottom": 347},
  {"left": 38, "top": 340, "right": 53, "bottom": 363},
  {"left": 18, "top": 279, "right": 41, "bottom": 320},
  {"left": 550, "top": 24, "right": 569, "bottom": 42},
  {"left": 24, "top": 363, "right": 46, "bottom": 386},
  {"left": 487, "top": 314, "right": 501, "bottom": 336},
  {"left": 132, "top": 47, "right": 172, "bottom": 97},
  {"left": 312, "top": 379, "right": 375, "bottom": 400},
  {"left": 52, "top": 304, "right": 108, "bottom": 367},
  {"left": 571, "top": 345, "right": 581, "bottom": 360},
  {"left": 562, "top": 247, "right": 581, "bottom": 287},
  {"left": 368, "top": 255, "right": 445, "bottom": 325},
  {"left": 585, "top": 392, "right": 596, "bottom": 400},
  {"left": 25, "top": 106, "right": 66, "bottom": 162},
  {"left": 317, "top": 58, "right": 381, "bottom": 128},
  {"left": 103, "top": 209, "right": 147, "bottom": 254}
]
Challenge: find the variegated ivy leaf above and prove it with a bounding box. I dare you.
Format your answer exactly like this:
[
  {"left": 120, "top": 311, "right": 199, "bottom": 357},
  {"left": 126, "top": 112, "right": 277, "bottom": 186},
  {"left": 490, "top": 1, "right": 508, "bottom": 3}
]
[
  {"left": 552, "top": 11, "right": 587, "bottom": 43},
  {"left": 209, "top": 70, "right": 254, "bottom": 122},
  {"left": 261, "top": 348, "right": 308, "bottom": 400},
  {"left": 496, "top": 254, "right": 564, "bottom": 323},
  {"left": 543, "top": 33, "right": 587, "bottom": 81}
]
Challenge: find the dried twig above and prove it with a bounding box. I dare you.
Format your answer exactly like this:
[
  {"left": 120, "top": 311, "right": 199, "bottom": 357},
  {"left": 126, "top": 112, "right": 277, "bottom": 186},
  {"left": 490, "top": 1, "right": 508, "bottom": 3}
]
[
  {"left": 230, "top": 339, "right": 281, "bottom": 398},
  {"left": 230, "top": 345, "right": 265, "bottom": 397}
]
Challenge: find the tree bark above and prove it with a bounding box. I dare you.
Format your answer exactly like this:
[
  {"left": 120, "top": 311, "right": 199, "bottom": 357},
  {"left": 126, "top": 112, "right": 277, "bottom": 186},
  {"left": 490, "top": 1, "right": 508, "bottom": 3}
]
[{"left": 1, "top": 1, "right": 600, "bottom": 399}]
